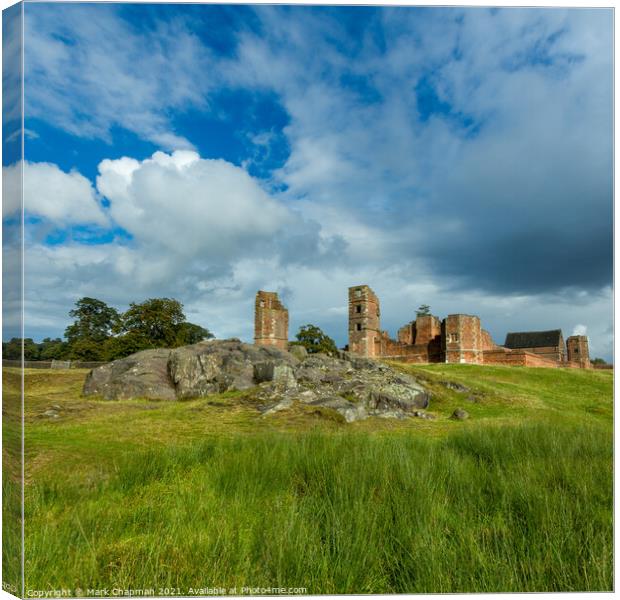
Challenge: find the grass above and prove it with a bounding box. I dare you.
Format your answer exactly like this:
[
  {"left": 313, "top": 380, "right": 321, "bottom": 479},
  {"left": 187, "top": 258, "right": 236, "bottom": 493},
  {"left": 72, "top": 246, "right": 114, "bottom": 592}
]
[{"left": 2, "top": 363, "right": 613, "bottom": 594}]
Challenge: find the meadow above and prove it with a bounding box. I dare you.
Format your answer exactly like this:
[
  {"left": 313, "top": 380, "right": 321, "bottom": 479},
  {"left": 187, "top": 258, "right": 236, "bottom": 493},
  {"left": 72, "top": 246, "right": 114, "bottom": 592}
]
[{"left": 2, "top": 363, "right": 613, "bottom": 594}]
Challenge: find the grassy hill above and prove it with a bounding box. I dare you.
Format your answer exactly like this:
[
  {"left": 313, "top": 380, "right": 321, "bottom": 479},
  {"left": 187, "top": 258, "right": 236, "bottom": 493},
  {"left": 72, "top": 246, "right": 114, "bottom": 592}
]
[{"left": 3, "top": 363, "right": 613, "bottom": 594}]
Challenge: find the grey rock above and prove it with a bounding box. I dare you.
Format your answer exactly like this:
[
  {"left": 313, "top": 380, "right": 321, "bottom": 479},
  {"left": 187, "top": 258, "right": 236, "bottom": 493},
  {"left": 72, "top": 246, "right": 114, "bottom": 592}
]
[
  {"left": 168, "top": 339, "right": 293, "bottom": 397},
  {"left": 440, "top": 381, "right": 470, "bottom": 393},
  {"left": 350, "top": 357, "right": 389, "bottom": 372},
  {"left": 82, "top": 340, "right": 432, "bottom": 423},
  {"left": 310, "top": 396, "right": 367, "bottom": 423},
  {"left": 367, "top": 380, "right": 430, "bottom": 412},
  {"left": 253, "top": 361, "right": 297, "bottom": 389},
  {"left": 451, "top": 408, "right": 469, "bottom": 420},
  {"left": 288, "top": 345, "right": 308, "bottom": 360},
  {"left": 295, "top": 354, "right": 352, "bottom": 386},
  {"left": 83, "top": 348, "right": 175, "bottom": 401},
  {"left": 172, "top": 339, "right": 297, "bottom": 398},
  {"left": 296, "top": 389, "right": 318, "bottom": 404},
  {"left": 42, "top": 409, "right": 59, "bottom": 418},
  {"left": 375, "top": 410, "right": 407, "bottom": 420},
  {"left": 261, "top": 397, "right": 294, "bottom": 416}
]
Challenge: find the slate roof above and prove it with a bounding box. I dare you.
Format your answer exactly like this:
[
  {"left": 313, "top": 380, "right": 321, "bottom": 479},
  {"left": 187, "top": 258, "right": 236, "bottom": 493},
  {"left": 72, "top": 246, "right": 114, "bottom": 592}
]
[{"left": 504, "top": 329, "right": 563, "bottom": 349}]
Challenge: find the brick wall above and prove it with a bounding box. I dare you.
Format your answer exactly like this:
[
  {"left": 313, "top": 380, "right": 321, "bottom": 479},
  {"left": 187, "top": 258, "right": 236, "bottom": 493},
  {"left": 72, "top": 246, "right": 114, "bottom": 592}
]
[
  {"left": 380, "top": 336, "right": 431, "bottom": 361},
  {"left": 414, "top": 315, "right": 442, "bottom": 345},
  {"left": 481, "top": 329, "right": 496, "bottom": 350},
  {"left": 483, "top": 349, "right": 559, "bottom": 368},
  {"left": 508, "top": 345, "right": 565, "bottom": 362},
  {"left": 254, "top": 291, "right": 289, "bottom": 351},
  {"left": 397, "top": 322, "right": 414, "bottom": 345}
]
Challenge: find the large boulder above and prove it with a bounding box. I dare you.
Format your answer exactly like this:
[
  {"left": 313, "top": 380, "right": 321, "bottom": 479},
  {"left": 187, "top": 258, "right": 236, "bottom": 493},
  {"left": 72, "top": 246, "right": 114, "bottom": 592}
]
[
  {"left": 82, "top": 348, "right": 175, "bottom": 400},
  {"left": 168, "top": 339, "right": 296, "bottom": 398},
  {"left": 83, "top": 340, "right": 431, "bottom": 422}
]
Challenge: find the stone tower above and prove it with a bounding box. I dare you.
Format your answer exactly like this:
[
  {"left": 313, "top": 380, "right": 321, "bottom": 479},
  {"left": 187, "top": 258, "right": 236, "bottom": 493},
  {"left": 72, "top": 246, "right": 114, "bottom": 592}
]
[
  {"left": 566, "top": 335, "right": 590, "bottom": 368},
  {"left": 254, "top": 291, "right": 289, "bottom": 351},
  {"left": 443, "top": 314, "right": 483, "bottom": 364},
  {"left": 348, "top": 285, "right": 381, "bottom": 357}
]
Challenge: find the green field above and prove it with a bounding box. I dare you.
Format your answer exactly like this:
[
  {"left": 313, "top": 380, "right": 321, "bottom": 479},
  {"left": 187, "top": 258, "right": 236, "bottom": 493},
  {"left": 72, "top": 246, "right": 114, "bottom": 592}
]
[{"left": 2, "top": 363, "right": 614, "bottom": 594}]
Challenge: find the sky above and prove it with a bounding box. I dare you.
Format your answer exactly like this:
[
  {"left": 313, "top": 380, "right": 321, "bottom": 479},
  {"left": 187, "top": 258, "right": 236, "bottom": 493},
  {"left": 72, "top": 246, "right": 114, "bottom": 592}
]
[{"left": 2, "top": 3, "right": 614, "bottom": 360}]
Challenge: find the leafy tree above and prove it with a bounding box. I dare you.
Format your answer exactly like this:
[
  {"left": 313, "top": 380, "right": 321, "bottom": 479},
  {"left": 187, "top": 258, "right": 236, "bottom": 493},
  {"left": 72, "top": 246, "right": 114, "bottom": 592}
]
[
  {"left": 294, "top": 324, "right": 338, "bottom": 356},
  {"left": 175, "top": 322, "right": 214, "bottom": 346},
  {"left": 68, "top": 338, "right": 106, "bottom": 361},
  {"left": 3, "top": 338, "right": 22, "bottom": 360},
  {"left": 39, "top": 338, "right": 69, "bottom": 360},
  {"left": 591, "top": 357, "right": 608, "bottom": 365},
  {"left": 101, "top": 333, "right": 150, "bottom": 362},
  {"left": 416, "top": 304, "right": 431, "bottom": 317},
  {"left": 65, "top": 297, "right": 121, "bottom": 343},
  {"left": 2, "top": 338, "right": 39, "bottom": 360},
  {"left": 121, "top": 298, "right": 186, "bottom": 348}
]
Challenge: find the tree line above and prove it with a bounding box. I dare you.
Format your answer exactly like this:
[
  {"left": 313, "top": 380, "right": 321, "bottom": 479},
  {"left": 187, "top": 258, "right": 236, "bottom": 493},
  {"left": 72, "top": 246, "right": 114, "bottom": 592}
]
[
  {"left": 3, "top": 297, "right": 213, "bottom": 362},
  {"left": 3, "top": 297, "right": 342, "bottom": 362}
]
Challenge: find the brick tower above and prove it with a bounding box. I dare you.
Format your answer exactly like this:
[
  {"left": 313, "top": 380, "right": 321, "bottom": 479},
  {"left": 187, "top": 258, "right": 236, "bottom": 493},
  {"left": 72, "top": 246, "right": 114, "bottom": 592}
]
[
  {"left": 443, "top": 314, "right": 483, "bottom": 364},
  {"left": 566, "top": 335, "right": 590, "bottom": 368},
  {"left": 348, "top": 285, "right": 381, "bottom": 357},
  {"left": 254, "top": 291, "right": 289, "bottom": 350},
  {"left": 414, "top": 315, "right": 442, "bottom": 345}
]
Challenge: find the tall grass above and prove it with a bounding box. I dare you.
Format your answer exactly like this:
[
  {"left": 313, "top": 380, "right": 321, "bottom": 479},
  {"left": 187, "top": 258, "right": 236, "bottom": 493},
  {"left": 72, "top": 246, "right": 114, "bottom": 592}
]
[{"left": 25, "top": 422, "right": 612, "bottom": 594}]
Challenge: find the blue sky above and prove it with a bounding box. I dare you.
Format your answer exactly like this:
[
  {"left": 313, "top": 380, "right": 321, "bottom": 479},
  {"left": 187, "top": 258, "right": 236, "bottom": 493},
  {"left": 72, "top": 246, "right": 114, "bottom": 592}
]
[{"left": 2, "top": 3, "right": 614, "bottom": 360}]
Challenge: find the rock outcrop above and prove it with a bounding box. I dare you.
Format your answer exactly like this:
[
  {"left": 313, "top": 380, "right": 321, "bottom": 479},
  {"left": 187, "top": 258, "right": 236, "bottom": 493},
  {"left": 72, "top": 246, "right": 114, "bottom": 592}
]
[
  {"left": 83, "top": 339, "right": 431, "bottom": 422},
  {"left": 83, "top": 348, "right": 176, "bottom": 401}
]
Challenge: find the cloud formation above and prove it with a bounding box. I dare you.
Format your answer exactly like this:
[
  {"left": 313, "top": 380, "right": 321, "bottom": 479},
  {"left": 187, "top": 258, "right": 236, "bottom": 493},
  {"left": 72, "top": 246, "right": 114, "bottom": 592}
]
[
  {"left": 4, "top": 161, "right": 107, "bottom": 226},
  {"left": 16, "top": 6, "right": 614, "bottom": 360},
  {"left": 24, "top": 4, "right": 215, "bottom": 149},
  {"left": 95, "top": 150, "right": 343, "bottom": 286},
  {"left": 222, "top": 7, "right": 613, "bottom": 294}
]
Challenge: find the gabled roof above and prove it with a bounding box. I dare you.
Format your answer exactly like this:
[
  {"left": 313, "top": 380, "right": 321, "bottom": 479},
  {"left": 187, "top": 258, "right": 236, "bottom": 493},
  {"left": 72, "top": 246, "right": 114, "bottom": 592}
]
[{"left": 504, "top": 329, "right": 563, "bottom": 349}]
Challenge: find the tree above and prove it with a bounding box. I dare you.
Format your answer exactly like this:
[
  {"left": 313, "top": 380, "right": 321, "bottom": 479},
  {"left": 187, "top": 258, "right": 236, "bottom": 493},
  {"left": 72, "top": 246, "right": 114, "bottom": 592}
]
[
  {"left": 67, "top": 338, "right": 105, "bottom": 362},
  {"left": 101, "top": 333, "right": 150, "bottom": 362},
  {"left": 65, "top": 297, "right": 121, "bottom": 344},
  {"left": 591, "top": 357, "right": 608, "bottom": 365},
  {"left": 294, "top": 324, "right": 338, "bottom": 356},
  {"left": 175, "top": 322, "right": 214, "bottom": 346},
  {"left": 64, "top": 297, "right": 121, "bottom": 360},
  {"left": 121, "top": 298, "right": 186, "bottom": 347},
  {"left": 2, "top": 337, "right": 39, "bottom": 360},
  {"left": 3, "top": 338, "right": 23, "bottom": 360},
  {"left": 416, "top": 304, "right": 431, "bottom": 317},
  {"left": 39, "top": 338, "right": 69, "bottom": 360}
]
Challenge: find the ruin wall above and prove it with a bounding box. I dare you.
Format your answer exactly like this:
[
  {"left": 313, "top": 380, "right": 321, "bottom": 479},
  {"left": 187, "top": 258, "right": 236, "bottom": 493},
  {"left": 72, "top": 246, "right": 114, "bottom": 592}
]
[{"left": 254, "top": 291, "right": 289, "bottom": 351}]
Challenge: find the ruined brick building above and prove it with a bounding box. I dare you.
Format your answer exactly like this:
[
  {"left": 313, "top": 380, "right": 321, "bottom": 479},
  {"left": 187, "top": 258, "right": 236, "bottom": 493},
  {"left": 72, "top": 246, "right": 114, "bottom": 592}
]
[
  {"left": 253, "top": 287, "right": 591, "bottom": 369},
  {"left": 347, "top": 285, "right": 590, "bottom": 368},
  {"left": 254, "top": 291, "right": 289, "bottom": 351}
]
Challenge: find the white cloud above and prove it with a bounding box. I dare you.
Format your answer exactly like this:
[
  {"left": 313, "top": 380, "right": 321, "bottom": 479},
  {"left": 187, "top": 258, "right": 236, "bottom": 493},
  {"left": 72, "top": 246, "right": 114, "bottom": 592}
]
[
  {"left": 97, "top": 150, "right": 295, "bottom": 265},
  {"left": 572, "top": 324, "right": 588, "bottom": 336},
  {"left": 24, "top": 4, "right": 214, "bottom": 150},
  {"left": 221, "top": 7, "right": 612, "bottom": 296},
  {"left": 3, "top": 161, "right": 107, "bottom": 226},
  {"left": 3, "top": 4, "right": 22, "bottom": 131}
]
